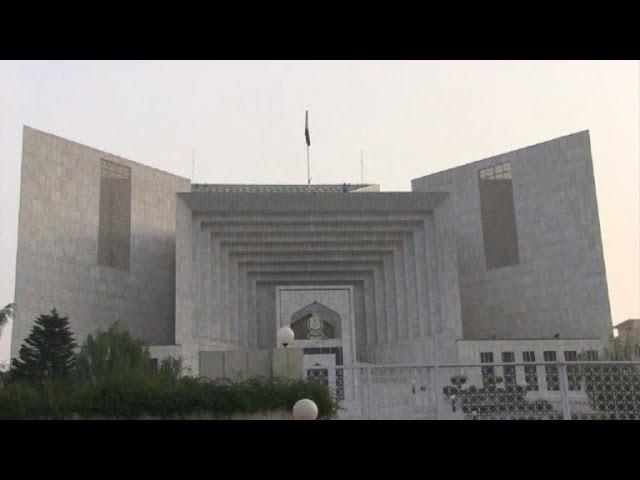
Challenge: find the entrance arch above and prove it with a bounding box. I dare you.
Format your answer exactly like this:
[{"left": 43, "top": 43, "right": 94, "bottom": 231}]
[{"left": 290, "top": 301, "right": 342, "bottom": 340}]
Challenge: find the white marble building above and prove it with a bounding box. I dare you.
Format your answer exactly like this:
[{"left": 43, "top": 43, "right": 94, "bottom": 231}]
[{"left": 12, "top": 127, "right": 613, "bottom": 377}]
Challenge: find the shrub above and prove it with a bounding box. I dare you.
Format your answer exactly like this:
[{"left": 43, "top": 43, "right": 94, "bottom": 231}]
[
  {"left": 1, "top": 315, "right": 339, "bottom": 420},
  {"left": 0, "top": 374, "right": 338, "bottom": 420}
]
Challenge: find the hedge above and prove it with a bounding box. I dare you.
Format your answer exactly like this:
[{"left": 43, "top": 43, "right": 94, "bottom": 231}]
[{"left": 0, "top": 374, "right": 339, "bottom": 420}]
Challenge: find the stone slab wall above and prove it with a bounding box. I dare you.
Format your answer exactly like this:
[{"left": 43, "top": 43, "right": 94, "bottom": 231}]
[
  {"left": 12, "top": 127, "right": 190, "bottom": 356},
  {"left": 199, "top": 348, "right": 304, "bottom": 380},
  {"left": 412, "top": 131, "right": 612, "bottom": 341}
]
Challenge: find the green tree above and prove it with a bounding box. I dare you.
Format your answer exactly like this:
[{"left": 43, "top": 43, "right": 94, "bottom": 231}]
[
  {"left": 76, "top": 321, "right": 153, "bottom": 381},
  {"left": 0, "top": 302, "right": 16, "bottom": 338},
  {"left": 10, "top": 309, "right": 77, "bottom": 384},
  {"left": 576, "top": 336, "right": 640, "bottom": 419}
]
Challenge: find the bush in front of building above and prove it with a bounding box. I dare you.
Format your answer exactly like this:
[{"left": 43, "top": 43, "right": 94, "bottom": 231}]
[
  {"left": 0, "top": 373, "right": 338, "bottom": 420},
  {"left": 75, "top": 321, "right": 154, "bottom": 381},
  {"left": 72, "top": 372, "right": 337, "bottom": 419},
  {"left": 0, "top": 311, "right": 339, "bottom": 420}
]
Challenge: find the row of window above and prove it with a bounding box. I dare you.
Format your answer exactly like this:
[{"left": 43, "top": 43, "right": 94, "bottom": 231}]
[{"left": 479, "top": 351, "right": 587, "bottom": 392}]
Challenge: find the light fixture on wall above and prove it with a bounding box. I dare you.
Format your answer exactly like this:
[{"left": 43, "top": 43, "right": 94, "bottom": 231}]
[{"left": 277, "top": 326, "right": 295, "bottom": 348}]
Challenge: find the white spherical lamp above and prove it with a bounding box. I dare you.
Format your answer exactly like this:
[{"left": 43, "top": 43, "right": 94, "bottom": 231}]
[
  {"left": 292, "top": 399, "right": 318, "bottom": 420},
  {"left": 277, "top": 326, "right": 295, "bottom": 347}
]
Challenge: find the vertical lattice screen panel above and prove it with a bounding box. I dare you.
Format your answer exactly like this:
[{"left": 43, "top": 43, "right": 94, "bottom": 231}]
[
  {"left": 98, "top": 159, "right": 131, "bottom": 270},
  {"left": 478, "top": 162, "right": 519, "bottom": 269}
]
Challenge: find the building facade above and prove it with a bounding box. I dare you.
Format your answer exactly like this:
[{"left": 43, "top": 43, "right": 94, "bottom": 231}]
[{"left": 12, "top": 127, "right": 613, "bottom": 376}]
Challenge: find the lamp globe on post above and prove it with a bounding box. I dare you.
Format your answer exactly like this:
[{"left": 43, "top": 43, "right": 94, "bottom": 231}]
[
  {"left": 277, "top": 326, "right": 295, "bottom": 348},
  {"left": 293, "top": 399, "right": 318, "bottom": 420}
]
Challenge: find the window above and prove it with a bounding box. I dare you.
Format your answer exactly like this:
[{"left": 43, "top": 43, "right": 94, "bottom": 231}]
[
  {"left": 564, "top": 351, "right": 577, "bottom": 361},
  {"left": 522, "top": 351, "right": 538, "bottom": 391},
  {"left": 478, "top": 162, "right": 520, "bottom": 269},
  {"left": 480, "top": 352, "right": 494, "bottom": 363},
  {"left": 502, "top": 352, "right": 516, "bottom": 389},
  {"left": 480, "top": 352, "right": 495, "bottom": 387},
  {"left": 543, "top": 351, "right": 560, "bottom": 391},
  {"left": 564, "top": 350, "right": 581, "bottom": 391},
  {"left": 97, "top": 159, "right": 131, "bottom": 270},
  {"left": 583, "top": 350, "right": 599, "bottom": 361}
]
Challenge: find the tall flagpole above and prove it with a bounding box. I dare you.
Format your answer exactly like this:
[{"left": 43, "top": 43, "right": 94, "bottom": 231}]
[
  {"left": 305, "top": 110, "right": 311, "bottom": 191},
  {"left": 307, "top": 143, "right": 310, "bottom": 191}
]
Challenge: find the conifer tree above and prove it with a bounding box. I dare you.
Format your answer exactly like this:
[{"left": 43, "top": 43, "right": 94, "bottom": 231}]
[{"left": 10, "top": 308, "right": 77, "bottom": 384}]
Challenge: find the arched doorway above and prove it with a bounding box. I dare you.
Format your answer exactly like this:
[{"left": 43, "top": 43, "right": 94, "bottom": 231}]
[
  {"left": 290, "top": 301, "right": 344, "bottom": 398},
  {"left": 290, "top": 301, "right": 341, "bottom": 341}
]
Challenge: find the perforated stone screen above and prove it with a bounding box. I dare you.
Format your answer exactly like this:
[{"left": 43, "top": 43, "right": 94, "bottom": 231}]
[
  {"left": 478, "top": 162, "right": 519, "bottom": 269},
  {"left": 98, "top": 159, "right": 131, "bottom": 270}
]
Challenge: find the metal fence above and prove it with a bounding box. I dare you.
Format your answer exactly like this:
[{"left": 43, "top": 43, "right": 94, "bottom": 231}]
[{"left": 305, "top": 361, "right": 640, "bottom": 420}]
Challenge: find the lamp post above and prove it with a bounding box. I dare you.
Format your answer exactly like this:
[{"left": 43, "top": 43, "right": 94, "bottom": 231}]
[{"left": 277, "top": 326, "right": 295, "bottom": 348}]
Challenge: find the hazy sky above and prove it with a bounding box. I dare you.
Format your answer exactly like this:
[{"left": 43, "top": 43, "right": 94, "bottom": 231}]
[{"left": 0, "top": 60, "right": 638, "bottom": 363}]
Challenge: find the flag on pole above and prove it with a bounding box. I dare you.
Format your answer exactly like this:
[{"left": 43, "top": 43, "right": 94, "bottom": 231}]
[{"left": 305, "top": 110, "right": 311, "bottom": 146}]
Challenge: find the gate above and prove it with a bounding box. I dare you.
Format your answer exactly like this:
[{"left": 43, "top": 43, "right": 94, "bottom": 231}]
[{"left": 305, "top": 361, "right": 640, "bottom": 420}]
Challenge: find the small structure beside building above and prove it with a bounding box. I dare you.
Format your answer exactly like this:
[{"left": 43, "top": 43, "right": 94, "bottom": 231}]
[{"left": 615, "top": 319, "right": 640, "bottom": 359}]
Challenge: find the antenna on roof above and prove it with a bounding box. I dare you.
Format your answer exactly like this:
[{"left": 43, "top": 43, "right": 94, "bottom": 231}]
[{"left": 192, "top": 149, "right": 195, "bottom": 181}]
